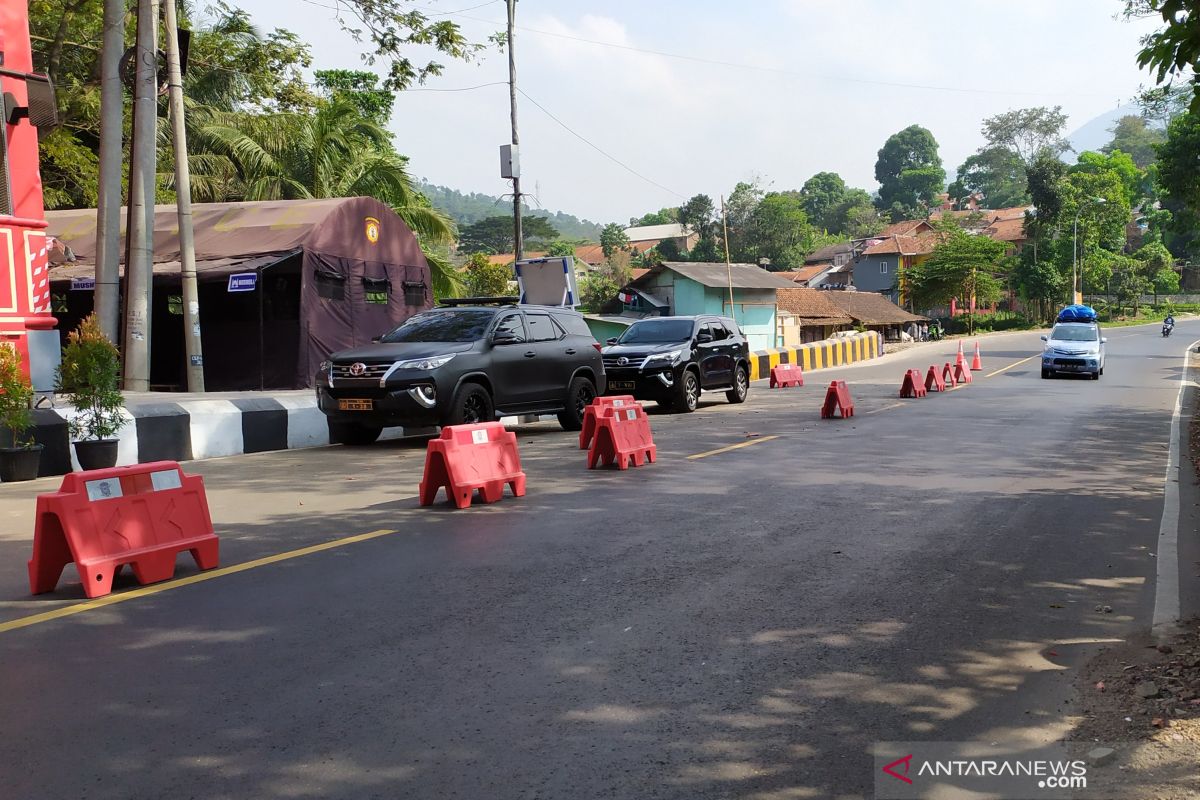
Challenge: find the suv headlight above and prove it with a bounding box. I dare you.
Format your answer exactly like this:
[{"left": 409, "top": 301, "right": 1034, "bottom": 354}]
[
  {"left": 395, "top": 354, "right": 456, "bottom": 371},
  {"left": 644, "top": 349, "right": 684, "bottom": 366}
]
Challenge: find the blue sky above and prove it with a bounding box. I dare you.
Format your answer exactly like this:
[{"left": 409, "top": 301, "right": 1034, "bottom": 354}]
[{"left": 231, "top": 0, "right": 1163, "bottom": 224}]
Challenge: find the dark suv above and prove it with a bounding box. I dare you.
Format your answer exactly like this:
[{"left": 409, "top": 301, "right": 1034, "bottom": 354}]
[
  {"left": 601, "top": 315, "right": 750, "bottom": 412},
  {"left": 317, "top": 303, "right": 606, "bottom": 444}
]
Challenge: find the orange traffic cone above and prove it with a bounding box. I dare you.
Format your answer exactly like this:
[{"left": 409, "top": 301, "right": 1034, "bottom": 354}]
[
  {"left": 956, "top": 340, "right": 965, "bottom": 365},
  {"left": 971, "top": 341, "right": 982, "bottom": 371}
]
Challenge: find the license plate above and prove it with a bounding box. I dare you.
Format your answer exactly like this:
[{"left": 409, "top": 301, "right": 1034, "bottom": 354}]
[
  {"left": 610, "top": 381, "right": 636, "bottom": 390},
  {"left": 338, "top": 399, "right": 373, "bottom": 411}
]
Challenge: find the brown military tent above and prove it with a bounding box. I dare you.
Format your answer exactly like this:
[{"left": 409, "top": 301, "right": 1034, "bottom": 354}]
[{"left": 46, "top": 197, "right": 433, "bottom": 390}]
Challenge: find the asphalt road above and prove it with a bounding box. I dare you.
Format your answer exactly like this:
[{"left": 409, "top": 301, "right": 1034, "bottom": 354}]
[{"left": 0, "top": 322, "right": 1197, "bottom": 800}]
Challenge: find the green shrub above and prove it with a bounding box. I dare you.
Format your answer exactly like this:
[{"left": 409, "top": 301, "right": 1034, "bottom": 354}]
[
  {"left": 0, "top": 346, "right": 34, "bottom": 448},
  {"left": 57, "top": 314, "right": 125, "bottom": 441}
]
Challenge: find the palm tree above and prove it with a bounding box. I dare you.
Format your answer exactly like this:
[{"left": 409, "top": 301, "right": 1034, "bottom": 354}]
[{"left": 192, "top": 99, "right": 462, "bottom": 297}]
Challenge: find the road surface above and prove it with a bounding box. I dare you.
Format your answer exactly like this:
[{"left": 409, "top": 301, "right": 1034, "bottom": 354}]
[{"left": 0, "top": 322, "right": 1196, "bottom": 799}]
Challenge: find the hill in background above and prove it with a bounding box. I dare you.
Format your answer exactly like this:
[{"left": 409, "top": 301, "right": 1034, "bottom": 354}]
[{"left": 418, "top": 180, "right": 604, "bottom": 242}]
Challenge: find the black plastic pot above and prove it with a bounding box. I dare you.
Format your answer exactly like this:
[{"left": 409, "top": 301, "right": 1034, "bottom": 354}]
[
  {"left": 0, "top": 444, "right": 44, "bottom": 482},
  {"left": 74, "top": 439, "right": 119, "bottom": 471}
]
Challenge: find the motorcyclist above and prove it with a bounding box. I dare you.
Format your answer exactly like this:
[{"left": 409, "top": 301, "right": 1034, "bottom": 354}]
[{"left": 1165, "top": 314, "right": 1175, "bottom": 327}]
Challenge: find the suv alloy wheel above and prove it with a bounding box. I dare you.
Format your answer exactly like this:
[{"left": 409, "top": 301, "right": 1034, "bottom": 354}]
[
  {"left": 674, "top": 369, "right": 700, "bottom": 412},
  {"left": 726, "top": 364, "right": 749, "bottom": 404},
  {"left": 557, "top": 376, "right": 597, "bottom": 431}
]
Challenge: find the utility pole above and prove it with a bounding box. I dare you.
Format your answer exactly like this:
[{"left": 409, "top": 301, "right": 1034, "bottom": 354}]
[
  {"left": 506, "top": 0, "right": 522, "bottom": 261},
  {"left": 123, "top": 0, "right": 159, "bottom": 391},
  {"left": 162, "top": 0, "right": 204, "bottom": 391},
  {"left": 720, "top": 195, "right": 734, "bottom": 315},
  {"left": 94, "top": 0, "right": 124, "bottom": 344}
]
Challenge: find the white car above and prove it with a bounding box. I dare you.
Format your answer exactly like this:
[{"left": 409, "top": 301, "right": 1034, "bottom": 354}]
[{"left": 1041, "top": 322, "right": 1106, "bottom": 380}]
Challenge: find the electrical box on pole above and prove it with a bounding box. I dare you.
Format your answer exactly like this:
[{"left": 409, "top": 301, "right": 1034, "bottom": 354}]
[{"left": 500, "top": 144, "right": 520, "bottom": 179}]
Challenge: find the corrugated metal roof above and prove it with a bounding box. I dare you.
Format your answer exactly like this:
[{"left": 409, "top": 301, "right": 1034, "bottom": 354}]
[{"left": 649, "top": 262, "right": 799, "bottom": 290}]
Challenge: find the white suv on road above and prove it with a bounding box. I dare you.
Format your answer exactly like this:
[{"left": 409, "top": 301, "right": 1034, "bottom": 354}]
[{"left": 1041, "top": 322, "right": 1107, "bottom": 380}]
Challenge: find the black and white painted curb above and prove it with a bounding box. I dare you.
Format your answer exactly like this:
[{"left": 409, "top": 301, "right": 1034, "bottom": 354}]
[{"left": 25, "top": 396, "right": 556, "bottom": 478}]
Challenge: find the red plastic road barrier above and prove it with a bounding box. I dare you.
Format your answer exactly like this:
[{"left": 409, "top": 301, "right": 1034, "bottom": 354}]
[
  {"left": 925, "top": 365, "right": 946, "bottom": 392},
  {"left": 971, "top": 341, "right": 982, "bottom": 371},
  {"left": 579, "top": 395, "right": 637, "bottom": 449},
  {"left": 942, "top": 362, "right": 957, "bottom": 388},
  {"left": 820, "top": 380, "right": 855, "bottom": 418},
  {"left": 587, "top": 404, "right": 657, "bottom": 470},
  {"left": 28, "top": 461, "right": 219, "bottom": 599},
  {"left": 769, "top": 363, "right": 804, "bottom": 388},
  {"left": 954, "top": 361, "right": 973, "bottom": 384},
  {"left": 419, "top": 422, "right": 526, "bottom": 509},
  {"left": 900, "top": 369, "right": 927, "bottom": 398}
]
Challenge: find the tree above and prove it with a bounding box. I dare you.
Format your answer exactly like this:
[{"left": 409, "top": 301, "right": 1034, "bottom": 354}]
[
  {"left": 874, "top": 125, "right": 946, "bottom": 221},
  {"left": 546, "top": 241, "right": 577, "bottom": 257},
  {"left": 844, "top": 203, "right": 883, "bottom": 238},
  {"left": 314, "top": 69, "right": 395, "bottom": 124},
  {"left": 947, "top": 146, "right": 1029, "bottom": 208},
  {"left": 744, "top": 192, "right": 815, "bottom": 270},
  {"left": 799, "top": 172, "right": 847, "bottom": 231},
  {"left": 677, "top": 193, "right": 719, "bottom": 259},
  {"left": 904, "top": 227, "right": 1009, "bottom": 326},
  {"left": 1071, "top": 150, "right": 1144, "bottom": 207},
  {"left": 462, "top": 253, "right": 512, "bottom": 297},
  {"left": 1156, "top": 110, "right": 1200, "bottom": 212},
  {"left": 1103, "top": 115, "right": 1166, "bottom": 168},
  {"left": 195, "top": 99, "right": 458, "bottom": 295},
  {"left": 456, "top": 215, "right": 558, "bottom": 254},
  {"left": 629, "top": 208, "right": 678, "bottom": 227},
  {"left": 981, "top": 106, "right": 1072, "bottom": 165},
  {"left": 1153, "top": 267, "right": 1181, "bottom": 294},
  {"left": 1026, "top": 152, "right": 1069, "bottom": 225},
  {"left": 1124, "top": 1, "right": 1200, "bottom": 113},
  {"left": 600, "top": 223, "right": 630, "bottom": 258}
]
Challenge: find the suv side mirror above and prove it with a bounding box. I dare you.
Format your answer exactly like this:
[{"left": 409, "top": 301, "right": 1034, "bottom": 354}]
[
  {"left": 606, "top": 337, "right": 618, "bottom": 345},
  {"left": 1039, "top": 335, "right": 1048, "bottom": 341},
  {"left": 492, "top": 330, "right": 519, "bottom": 345},
  {"left": 696, "top": 332, "right": 713, "bottom": 344},
  {"left": 1100, "top": 337, "right": 1108, "bottom": 344},
  {"left": 371, "top": 335, "right": 382, "bottom": 343}
]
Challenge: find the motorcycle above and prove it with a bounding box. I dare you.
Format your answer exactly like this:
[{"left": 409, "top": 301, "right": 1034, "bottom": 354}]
[
  {"left": 1163, "top": 322, "right": 1174, "bottom": 338},
  {"left": 927, "top": 323, "right": 944, "bottom": 342}
]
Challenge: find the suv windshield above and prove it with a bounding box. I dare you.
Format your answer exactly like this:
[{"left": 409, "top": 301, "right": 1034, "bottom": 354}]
[
  {"left": 618, "top": 319, "right": 694, "bottom": 344},
  {"left": 380, "top": 310, "right": 495, "bottom": 343},
  {"left": 1050, "top": 325, "right": 1099, "bottom": 342}
]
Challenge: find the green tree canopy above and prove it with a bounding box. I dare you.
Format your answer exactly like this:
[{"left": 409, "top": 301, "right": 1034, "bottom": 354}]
[
  {"left": 948, "top": 146, "right": 1029, "bottom": 209},
  {"left": 744, "top": 192, "right": 815, "bottom": 270},
  {"left": 1124, "top": 1, "right": 1200, "bottom": 113},
  {"left": 629, "top": 208, "right": 678, "bottom": 227},
  {"left": 600, "top": 223, "right": 630, "bottom": 258},
  {"left": 799, "top": 172, "right": 874, "bottom": 235},
  {"left": 314, "top": 69, "right": 395, "bottom": 124},
  {"left": 462, "top": 253, "right": 512, "bottom": 297},
  {"left": 981, "top": 106, "right": 1072, "bottom": 165},
  {"left": 1102, "top": 115, "right": 1166, "bottom": 168},
  {"left": 1071, "top": 150, "right": 1145, "bottom": 207},
  {"left": 458, "top": 215, "right": 558, "bottom": 254},
  {"left": 874, "top": 125, "right": 945, "bottom": 221},
  {"left": 904, "top": 227, "right": 1009, "bottom": 311}
]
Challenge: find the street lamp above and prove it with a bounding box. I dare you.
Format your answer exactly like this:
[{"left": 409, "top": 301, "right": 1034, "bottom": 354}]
[{"left": 1073, "top": 197, "right": 1107, "bottom": 304}]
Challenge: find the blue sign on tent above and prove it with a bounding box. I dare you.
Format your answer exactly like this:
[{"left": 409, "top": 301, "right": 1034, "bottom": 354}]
[
  {"left": 227, "top": 272, "right": 257, "bottom": 293},
  {"left": 70, "top": 277, "right": 95, "bottom": 291}
]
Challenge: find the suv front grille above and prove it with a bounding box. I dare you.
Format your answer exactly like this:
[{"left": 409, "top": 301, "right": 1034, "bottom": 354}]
[
  {"left": 603, "top": 354, "right": 645, "bottom": 370},
  {"left": 1052, "top": 358, "right": 1087, "bottom": 367},
  {"left": 331, "top": 361, "right": 393, "bottom": 381}
]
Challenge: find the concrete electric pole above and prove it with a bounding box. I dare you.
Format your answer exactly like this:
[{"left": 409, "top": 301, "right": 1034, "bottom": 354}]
[
  {"left": 122, "top": 0, "right": 159, "bottom": 391},
  {"left": 162, "top": 0, "right": 204, "bottom": 391},
  {"left": 506, "top": 0, "right": 522, "bottom": 261},
  {"left": 93, "top": 0, "right": 124, "bottom": 344}
]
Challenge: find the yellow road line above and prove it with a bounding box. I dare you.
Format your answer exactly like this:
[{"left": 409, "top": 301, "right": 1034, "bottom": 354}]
[
  {"left": 864, "top": 402, "right": 906, "bottom": 415},
  {"left": 985, "top": 355, "right": 1037, "bottom": 378},
  {"left": 0, "top": 527, "right": 399, "bottom": 635},
  {"left": 688, "top": 435, "right": 780, "bottom": 460}
]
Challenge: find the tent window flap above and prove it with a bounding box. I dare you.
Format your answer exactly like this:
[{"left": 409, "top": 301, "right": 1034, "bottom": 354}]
[{"left": 362, "top": 276, "right": 390, "bottom": 305}]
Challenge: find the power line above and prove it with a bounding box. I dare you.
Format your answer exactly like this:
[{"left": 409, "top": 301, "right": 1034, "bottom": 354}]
[
  {"left": 449, "top": 12, "right": 1118, "bottom": 99},
  {"left": 406, "top": 80, "right": 508, "bottom": 92},
  {"left": 516, "top": 88, "right": 684, "bottom": 199}
]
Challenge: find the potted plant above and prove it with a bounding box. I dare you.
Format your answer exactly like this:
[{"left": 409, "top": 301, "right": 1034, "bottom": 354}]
[
  {"left": 0, "top": 344, "right": 42, "bottom": 482},
  {"left": 57, "top": 314, "right": 125, "bottom": 471}
]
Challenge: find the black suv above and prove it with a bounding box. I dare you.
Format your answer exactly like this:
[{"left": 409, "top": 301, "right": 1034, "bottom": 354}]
[
  {"left": 601, "top": 315, "right": 750, "bottom": 412},
  {"left": 317, "top": 303, "right": 606, "bottom": 444}
]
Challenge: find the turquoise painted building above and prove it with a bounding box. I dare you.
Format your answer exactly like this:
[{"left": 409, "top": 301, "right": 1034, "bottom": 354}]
[{"left": 621, "top": 262, "right": 796, "bottom": 351}]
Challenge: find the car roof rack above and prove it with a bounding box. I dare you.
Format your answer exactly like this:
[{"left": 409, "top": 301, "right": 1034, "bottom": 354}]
[{"left": 437, "top": 296, "right": 520, "bottom": 307}]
